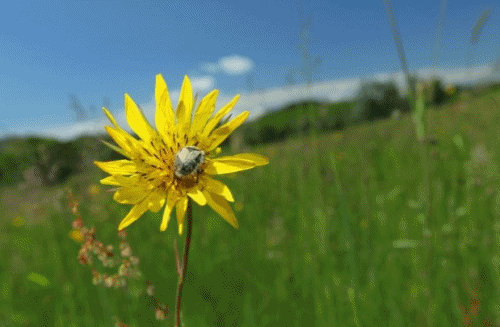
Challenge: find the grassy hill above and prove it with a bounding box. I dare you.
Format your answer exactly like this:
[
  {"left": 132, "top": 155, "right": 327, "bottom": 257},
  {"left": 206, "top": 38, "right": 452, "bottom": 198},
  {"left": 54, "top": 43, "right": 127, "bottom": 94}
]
[
  {"left": 1, "top": 86, "right": 500, "bottom": 326},
  {"left": 240, "top": 100, "right": 354, "bottom": 145}
]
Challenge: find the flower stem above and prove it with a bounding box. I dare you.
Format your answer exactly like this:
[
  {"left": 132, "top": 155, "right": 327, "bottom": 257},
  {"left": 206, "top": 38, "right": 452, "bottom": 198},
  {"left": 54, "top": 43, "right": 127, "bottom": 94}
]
[{"left": 175, "top": 199, "right": 193, "bottom": 327}]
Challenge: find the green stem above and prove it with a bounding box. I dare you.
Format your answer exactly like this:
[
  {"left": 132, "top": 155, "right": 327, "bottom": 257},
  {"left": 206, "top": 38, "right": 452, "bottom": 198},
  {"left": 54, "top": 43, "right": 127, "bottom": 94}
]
[{"left": 175, "top": 199, "right": 193, "bottom": 327}]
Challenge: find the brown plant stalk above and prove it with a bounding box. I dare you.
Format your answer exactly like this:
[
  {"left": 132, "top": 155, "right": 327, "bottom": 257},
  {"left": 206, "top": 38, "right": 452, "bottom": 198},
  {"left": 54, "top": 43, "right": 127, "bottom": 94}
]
[
  {"left": 174, "top": 199, "right": 193, "bottom": 327},
  {"left": 66, "top": 189, "right": 169, "bottom": 323}
]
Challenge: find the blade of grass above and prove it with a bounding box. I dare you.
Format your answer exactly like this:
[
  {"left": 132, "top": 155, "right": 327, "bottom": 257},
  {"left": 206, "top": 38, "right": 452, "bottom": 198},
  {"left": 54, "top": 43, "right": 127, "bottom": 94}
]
[
  {"left": 330, "top": 153, "right": 358, "bottom": 290},
  {"left": 382, "top": 0, "right": 414, "bottom": 102}
]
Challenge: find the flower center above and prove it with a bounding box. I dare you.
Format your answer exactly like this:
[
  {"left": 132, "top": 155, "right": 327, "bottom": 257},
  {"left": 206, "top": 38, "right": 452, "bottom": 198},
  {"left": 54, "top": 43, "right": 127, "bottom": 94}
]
[{"left": 174, "top": 146, "right": 205, "bottom": 178}]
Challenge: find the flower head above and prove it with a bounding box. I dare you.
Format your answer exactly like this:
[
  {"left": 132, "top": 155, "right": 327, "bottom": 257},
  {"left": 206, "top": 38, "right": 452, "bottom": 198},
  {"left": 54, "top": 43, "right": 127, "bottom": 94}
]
[{"left": 95, "top": 75, "right": 268, "bottom": 234}]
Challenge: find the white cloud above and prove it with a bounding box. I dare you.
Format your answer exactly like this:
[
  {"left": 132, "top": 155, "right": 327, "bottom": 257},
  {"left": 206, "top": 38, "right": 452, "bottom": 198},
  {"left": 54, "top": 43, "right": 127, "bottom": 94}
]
[
  {"left": 372, "top": 65, "right": 498, "bottom": 92},
  {"left": 200, "top": 55, "right": 254, "bottom": 75},
  {"left": 228, "top": 78, "right": 360, "bottom": 120},
  {"left": 3, "top": 64, "right": 500, "bottom": 141},
  {"left": 373, "top": 72, "right": 392, "bottom": 82},
  {"left": 40, "top": 120, "right": 105, "bottom": 141},
  {"left": 218, "top": 55, "right": 254, "bottom": 75},
  {"left": 200, "top": 62, "right": 220, "bottom": 74},
  {"left": 190, "top": 76, "right": 215, "bottom": 93}
]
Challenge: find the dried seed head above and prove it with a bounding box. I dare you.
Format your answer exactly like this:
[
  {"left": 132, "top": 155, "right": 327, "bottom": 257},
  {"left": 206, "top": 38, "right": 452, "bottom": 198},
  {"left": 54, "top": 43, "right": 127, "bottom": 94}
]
[
  {"left": 147, "top": 284, "right": 156, "bottom": 296},
  {"left": 174, "top": 146, "right": 204, "bottom": 178}
]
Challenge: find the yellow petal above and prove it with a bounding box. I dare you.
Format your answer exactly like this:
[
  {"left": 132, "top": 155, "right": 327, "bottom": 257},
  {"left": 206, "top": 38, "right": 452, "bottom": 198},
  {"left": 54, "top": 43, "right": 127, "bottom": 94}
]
[
  {"left": 202, "top": 94, "right": 240, "bottom": 138},
  {"left": 155, "top": 74, "right": 168, "bottom": 111},
  {"left": 176, "top": 196, "right": 188, "bottom": 235},
  {"left": 125, "top": 93, "right": 157, "bottom": 142},
  {"left": 103, "top": 107, "right": 120, "bottom": 129},
  {"left": 101, "top": 139, "right": 130, "bottom": 158},
  {"left": 104, "top": 126, "right": 137, "bottom": 156},
  {"left": 203, "top": 111, "right": 249, "bottom": 151},
  {"left": 100, "top": 176, "right": 121, "bottom": 185},
  {"left": 176, "top": 75, "right": 193, "bottom": 130},
  {"left": 204, "top": 153, "right": 269, "bottom": 175},
  {"left": 94, "top": 160, "right": 137, "bottom": 175},
  {"left": 161, "top": 189, "right": 180, "bottom": 231},
  {"left": 228, "top": 153, "right": 269, "bottom": 165},
  {"left": 155, "top": 74, "right": 175, "bottom": 141},
  {"left": 102, "top": 108, "right": 140, "bottom": 155},
  {"left": 203, "top": 190, "right": 239, "bottom": 229},
  {"left": 147, "top": 190, "right": 167, "bottom": 212},
  {"left": 114, "top": 186, "right": 150, "bottom": 204},
  {"left": 190, "top": 90, "right": 219, "bottom": 136},
  {"left": 101, "top": 174, "right": 142, "bottom": 187},
  {"left": 201, "top": 176, "right": 234, "bottom": 202},
  {"left": 118, "top": 192, "right": 154, "bottom": 230},
  {"left": 187, "top": 186, "right": 207, "bottom": 206}
]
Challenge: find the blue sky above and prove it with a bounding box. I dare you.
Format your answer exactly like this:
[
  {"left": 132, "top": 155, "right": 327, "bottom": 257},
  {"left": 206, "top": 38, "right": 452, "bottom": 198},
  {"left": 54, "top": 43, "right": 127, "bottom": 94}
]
[{"left": 1, "top": 0, "right": 499, "bottom": 140}]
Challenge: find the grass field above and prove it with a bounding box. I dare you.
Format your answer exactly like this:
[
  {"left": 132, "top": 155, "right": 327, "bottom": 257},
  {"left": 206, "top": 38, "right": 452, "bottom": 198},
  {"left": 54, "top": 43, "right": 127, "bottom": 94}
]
[{"left": 2, "top": 87, "right": 500, "bottom": 326}]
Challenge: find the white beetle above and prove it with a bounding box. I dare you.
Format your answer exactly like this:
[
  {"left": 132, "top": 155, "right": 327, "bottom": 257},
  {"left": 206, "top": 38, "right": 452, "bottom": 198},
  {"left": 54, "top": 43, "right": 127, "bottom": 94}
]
[{"left": 174, "top": 146, "right": 205, "bottom": 178}]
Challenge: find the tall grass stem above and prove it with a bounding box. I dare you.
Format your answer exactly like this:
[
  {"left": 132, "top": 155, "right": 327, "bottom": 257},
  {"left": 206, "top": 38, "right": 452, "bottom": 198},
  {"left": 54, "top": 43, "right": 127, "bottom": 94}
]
[
  {"left": 382, "top": 0, "right": 414, "bottom": 100},
  {"left": 331, "top": 154, "right": 358, "bottom": 290}
]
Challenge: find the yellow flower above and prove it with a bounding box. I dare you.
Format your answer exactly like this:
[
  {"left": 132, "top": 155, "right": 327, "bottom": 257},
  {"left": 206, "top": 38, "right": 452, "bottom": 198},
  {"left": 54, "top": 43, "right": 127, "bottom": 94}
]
[
  {"left": 69, "top": 229, "right": 84, "bottom": 243},
  {"left": 95, "top": 75, "right": 268, "bottom": 234},
  {"left": 88, "top": 184, "right": 101, "bottom": 196},
  {"left": 445, "top": 84, "right": 456, "bottom": 96},
  {"left": 11, "top": 216, "right": 25, "bottom": 227}
]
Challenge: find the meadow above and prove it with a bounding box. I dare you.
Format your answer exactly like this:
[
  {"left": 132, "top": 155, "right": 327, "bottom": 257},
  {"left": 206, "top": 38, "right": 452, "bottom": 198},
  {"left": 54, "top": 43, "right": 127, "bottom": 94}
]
[{"left": 1, "top": 84, "right": 500, "bottom": 326}]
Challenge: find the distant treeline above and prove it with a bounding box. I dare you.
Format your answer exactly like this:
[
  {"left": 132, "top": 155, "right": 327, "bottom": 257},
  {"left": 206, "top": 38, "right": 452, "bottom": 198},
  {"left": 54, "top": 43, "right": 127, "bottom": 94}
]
[
  {"left": 239, "top": 77, "right": 457, "bottom": 146},
  {"left": 0, "top": 78, "right": 470, "bottom": 187},
  {"left": 0, "top": 136, "right": 121, "bottom": 187}
]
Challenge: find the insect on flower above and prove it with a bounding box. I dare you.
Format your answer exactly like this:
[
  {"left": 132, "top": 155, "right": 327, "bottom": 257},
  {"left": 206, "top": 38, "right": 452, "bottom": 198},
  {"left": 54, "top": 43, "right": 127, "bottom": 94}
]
[
  {"left": 174, "top": 146, "right": 205, "bottom": 178},
  {"left": 94, "top": 74, "right": 269, "bottom": 234}
]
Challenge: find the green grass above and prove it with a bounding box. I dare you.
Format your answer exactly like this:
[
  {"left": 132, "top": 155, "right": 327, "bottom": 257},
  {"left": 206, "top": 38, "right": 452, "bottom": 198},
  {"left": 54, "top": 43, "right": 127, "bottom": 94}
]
[{"left": 2, "top": 88, "right": 500, "bottom": 326}]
